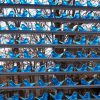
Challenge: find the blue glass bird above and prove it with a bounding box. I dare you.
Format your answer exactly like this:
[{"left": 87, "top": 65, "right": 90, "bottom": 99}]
[
  {"left": 75, "top": 36, "right": 86, "bottom": 45},
  {"left": 21, "top": 93, "right": 34, "bottom": 100},
  {"left": 38, "top": 51, "right": 47, "bottom": 58},
  {"left": 7, "top": 66, "right": 18, "bottom": 72},
  {"left": 23, "top": 79, "right": 35, "bottom": 87},
  {"left": 79, "top": 92, "right": 90, "bottom": 100},
  {"left": 17, "top": 10, "right": 30, "bottom": 17},
  {"left": 20, "top": 0, "right": 30, "bottom": 4},
  {"left": 90, "top": 51, "right": 100, "bottom": 58},
  {"left": 0, "top": 26, "right": 6, "bottom": 30},
  {"left": 61, "top": 11, "right": 67, "bottom": 18},
  {"left": 87, "top": 0, "right": 96, "bottom": 7},
  {"left": 0, "top": 82, "right": 6, "bottom": 87},
  {"left": 53, "top": 38, "right": 59, "bottom": 44},
  {"left": 36, "top": 38, "right": 45, "bottom": 44},
  {"left": 6, "top": 38, "right": 15, "bottom": 44},
  {"left": 65, "top": 92, "right": 78, "bottom": 100},
  {"left": 74, "top": 12, "right": 80, "bottom": 19},
  {"left": 66, "top": 51, "right": 76, "bottom": 58},
  {"left": 9, "top": 24, "right": 19, "bottom": 30},
  {"left": 48, "top": 0, "right": 58, "bottom": 5},
  {"left": 63, "top": 25, "right": 71, "bottom": 31},
  {"left": 75, "top": 1, "right": 84, "bottom": 6},
  {"left": 86, "top": 12, "right": 92, "bottom": 19},
  {"left": 78, "top": 26, "right": 87, "bottom": 32},
  {"left": 93, "top": 78, "right": 100, "bottom": 85},
  {"left": 9, "top": 80, "right": 21, "bottom": 87},
  {"left": 89, "top": 64, "right": 100, "bottom": 72},
  {"left": 47, "top": 12, "right": 54, "bottom": 18},
  {"left": 20, "top": 38, "right": 29, "bottom": 44},
  {"left": 62, "top": 0, "right": 69, "bottom": 5},
  {"left": 81, "top": 78, "right": 93, "bottom": 85},
  {"left": 35, "top": 65, "right": 46, "bottom": 72},
  {"left": 63, "top": 37, "right": 73, "bottom": 45},
  {"left": 35, "top": 23, "right": 44, "bottom": 31},
  {"left": 91, "top": 26, "right": 98, "bottom": 32},
  {"left": 76, "top": 64, "right": 88, "bottom": 72},
  {"left": 50, "top": 24, "right": 60, "bottom": 31},
  {"left": 51, "top": 51, "right": 64, "bottom": 58},
  {"left": 0, "top": 65, "right": 4, "bottom": 72},
  {"left": 21, "top": 65, "right": 32, "bottom": 72},
  {"left": 48, "top": 64, "right": 60, "bottom": 72},
  {"left": 36, "top": 92, "right": 48, "bottom": 100},
  {"left": 63, "top": 64, "right": 74, "bottom": 72},
  {"left": 6, "top": 0, "right": 14, "bottom": 4},
  {"left": 10, "top": 94, "right": 19, "bottom": 100},
  {"left": 52, "top": 76, "right": 64, "bottom": 86},
  {"left": 8, "top": 51, "right": 20, "bottom": 58},
  {"left": 50, "top": 91, "right": 64, "bottom": 100},
  {"left": 38, "top": 79, "right": 51, "bottom": 86},
  {"left": 34, "top": 10, "right": 42, "bottom": 18},
  {"left": 0, "top": 94, "right": 4, "bottom": 100},
  {"left": 65, "top": 78, "right": 78, "bottom": 86},
  {"left": 89, "top": 36, "right": 99, "bottom": 45},
  {"left": 23, "top": 50, "right": 34, "bottom": 58},
  {"left": 92, "top": 94, "right": 100, "bottom": 99},
  {"left": 77, "top": 51, "right": 88, "bottom": 58},
  {"left": 21, "top": 24, "right": 31, "bottom": 30},
  {"left": 34, "top": 0, "right": 43, "bottom": 5},
  {"left": 6, "top": 11, "right": 15, "bottom": 17}
]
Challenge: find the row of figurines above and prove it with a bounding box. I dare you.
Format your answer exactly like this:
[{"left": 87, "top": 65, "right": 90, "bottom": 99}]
[
  {"left": 0, "top": 63, "right": 100, "bottom": 72},
  {"left": 0, "top": 50, "right": 99, "bottom": 58},
  {"left": 0, "top": 0, "right": 100, "bottom": 7},
  {"left": 1, "top": 9, "right": 100, "bottom": 19},
  {"left": 0, "top": 91, "right": 99, "bottom": 100},
  {"left": 0, "top": 35, "right": 99, "bottom": 45},
  {"left": 0, "top": 76, "right": 100, "bottom": 87},
  {"left": 0, "top": 23, "right": 100, "bottom": 32}
]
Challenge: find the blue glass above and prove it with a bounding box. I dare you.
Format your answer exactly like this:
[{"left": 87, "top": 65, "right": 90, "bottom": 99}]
[
  {"left": 38, "top": 51, "right": 47, "bottom": 58},
  {"left": 36, "top": 38, "right": 45, "bottom": 44},
  {"left": 77, "top": 51, "right": 88, "bottom": 58},
  {"left": 0, "top": 26, "right": 6, "bottom": 30},
  {"left": 62, "top": 0, "right": 69, "bottom": 5},
  {"left": 38, "top": 79, "right": 51, "bottom": 86},
  {"left": 36, "top": 92, "right": 48, "bottom": 100},
  {"left": 75, "top": 1, "right": 83, "bottom": 6},
  {"left": 21, "top": 65, "right": 32, "bottom": 72},
  {"left": 7, "top": 38, "right": 15, "bottom": 44},
  {"left": 6, "top": 0, "right": 14, "bottom": 4},
  {"left": 23, "top": 50, "right": 34, "bottom": 58},
  {"left": 9, "top": 80, "right": 21, "bottom": 87},
  {"left": 35, "top": 23, "right": 44, "bottom": 31},
  {"left": 87, "top": 0, "right": 96, "bottom": 7},
  {"left": 93, "top": 78, "right": 100, "bottom": 85},
  {"left": 86, "top": 12, "right": 92, "bottom": 19},
  {"left": 74, "top": 12, "right": 80, "bottom": 19},
  {"left": 78, "top": 26, "right": 87, "bottom": 32},
  {"left": 63, "top": 64, "right": 74, "bottom": 72},
  {"left": 66, "top": 51, "right": 76, "bottom": 58},
  {"left": 92, "top": 94, "right": 100, "bottom": 99},
  {"left": 20, "top": 0, "right": 30, "bottom": 4},
  {"left": 76, "top": 64, "right": 88, "bottom": 72},
  {"left": 23, "top": 79, "right": 35, "bottom": 87},
  {"left": 50, "top": 91, "right": 63, "bottom": 100},
  {"left": 48, "top": 0, "right": 57, "bottom": 5},
  {"left": 0, "top": 94, "right": 4, "bottom": 100},
  {"left": 61, "top": 11, "right": 67, "bottom": 18},
  {"left": 92, "top": 26, "right": 98, "bottom": 32},
  {"left": 34, "top": 10, "right": 42, "bottom": 18},
  {"left": 63, "top": 25, "right": 71, "bottom": 31},
  {"left": 90, "top": 64, "right": 100, "bottom": 72},
  {"left": 81, "top": 78, "right": 93, "bottom": 85},
  {"left": 0, "top": 65, "right": 3, "bottom": 72},
  {"left": 53, "top": 38, "right": 59, "bottom": 44},
  {"left": 75, "top": 36, "right": 86, "bottom": 45},
  {"left": 89, "top": 36, "right": 99, "bottom": 45},
  {"left": 8, "top": 51, "right": 20, "bottom": 58},
  {"left": 7, "top": 11, "right": 15, "bottom": 17},
  {"left": 50, "top": 25, "right": 60, "bottom": 31},
  {"left": 12, "top": 94, "right": 19, "bottom": 100},
  {"left": 18, "top": 10, "right": 30, "bottom": 17},
  {"left": 34, "top": 0, "right": 43, "bottom": 5},
  {"left": 21, "top": 24, "right": 31, "bottom": 30},
  {"left": 20, "top": 38, "right": 29, "bottom": 44},
  {"left": 7, "top": 66, "right": 18, "bottom": 72},
  {"left": 91, "top": 51, "right": 100, "bottom": 58},
  {"left": 65, "top": 92, "right": 78, "bottom": 100},
  {"left": 35, "top": 65, "right": 46, "bottom": 72},
  {"left": 21, "top": 93, "right": 34, "bottom": 100},
  {"left": 65, "top": 78, "right": 78, "bottom": 86},
  {"left": 9, "top": 24, "right": 18, "bottom": 30},
  {"left": 48, "top": 64, "right": 60, "bottom": 72},
  {"left": 48, "top": 12, "right": 54, "bottom": 18},
  {"left": 0, "top": 82, "right": 6, "bottom": 87},
  {"left": 79, "top": 92, "right": 90, "bottom": 100},
  {"left": 51, "top": 51, "right": 63, "bottom": 58},
  {"left": 63, "top": 38, "right": 73, "bottom": 45},
  {"left": 52, "top": 76, "right": 64, "bottom": 86}
]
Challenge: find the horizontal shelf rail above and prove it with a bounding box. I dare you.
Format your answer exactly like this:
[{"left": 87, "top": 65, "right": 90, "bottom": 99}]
[
  {"left": 0, "top": 4, "right": 100, "bottom": 11},
  {"left": 0, "top": 85, "right": 100, "bottom": 90},
  {"left": 0, "top": 58, "right": 99, "bottom": 62},
  {"left": 0, "top": 72, "right": 100, "bottom": 76},
  {"left": 0, "top": 17, "right": 100, "bottom": 23},
  {"left": 0, "top": 44, "right": 99, "bottom": 48},
  {"left": 0, "top": 30, "right": 99, "bottom": 35}
]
